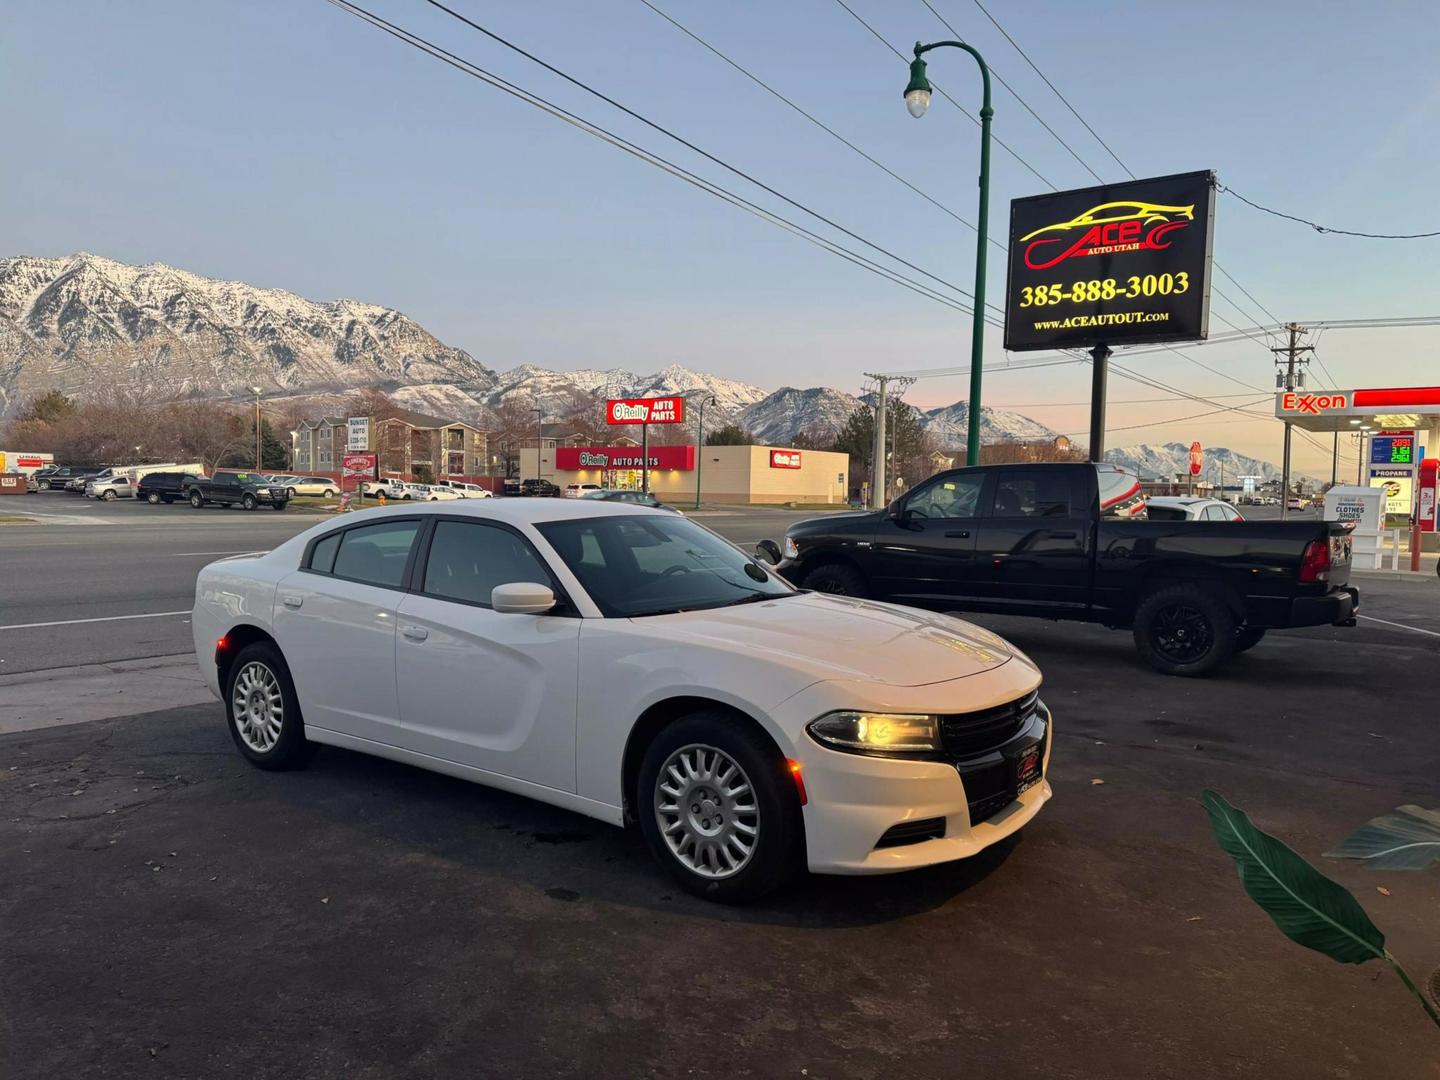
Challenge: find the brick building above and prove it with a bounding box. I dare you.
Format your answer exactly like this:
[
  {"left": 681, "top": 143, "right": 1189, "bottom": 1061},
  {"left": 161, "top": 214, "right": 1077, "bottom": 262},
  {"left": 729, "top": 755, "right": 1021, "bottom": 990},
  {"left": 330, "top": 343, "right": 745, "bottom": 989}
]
[{"left": 290, "top": 410, "right": 490, "bottom": 483}]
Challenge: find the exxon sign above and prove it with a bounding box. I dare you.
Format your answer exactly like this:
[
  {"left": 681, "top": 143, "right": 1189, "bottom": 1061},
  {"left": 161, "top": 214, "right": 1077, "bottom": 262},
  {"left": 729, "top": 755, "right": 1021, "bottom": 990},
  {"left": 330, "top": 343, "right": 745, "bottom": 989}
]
[{"left": 606, "top": 397, "right": 685, "bottom": 425}]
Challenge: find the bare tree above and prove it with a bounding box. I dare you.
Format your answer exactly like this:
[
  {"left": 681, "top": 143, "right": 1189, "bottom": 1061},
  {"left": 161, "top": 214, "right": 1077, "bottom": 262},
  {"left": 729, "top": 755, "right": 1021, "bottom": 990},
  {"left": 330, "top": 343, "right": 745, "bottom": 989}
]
[{"left": 489, "top": 395, "right": 539, "bottom": 478}]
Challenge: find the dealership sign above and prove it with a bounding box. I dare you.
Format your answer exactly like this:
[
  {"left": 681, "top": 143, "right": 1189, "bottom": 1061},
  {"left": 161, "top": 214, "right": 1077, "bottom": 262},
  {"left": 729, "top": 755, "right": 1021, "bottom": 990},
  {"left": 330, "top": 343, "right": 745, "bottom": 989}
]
[
  {"left": 606, "top": 397, "right": 685, "bottom": 425},
  {"left": 1004, "top": 170, "right": 1215, "bottom": 351},
  {"left": 558, "top": 445, "right": 696, "bottom": 471},
  {"left": 347, "top": 416, "right": 370, "bottom": 451},
  {"left": 342, "top": 453, "right": 376, "bottom": 477},
  {"left": 770, "top": 450, "right": 802, "bottom": 469}
]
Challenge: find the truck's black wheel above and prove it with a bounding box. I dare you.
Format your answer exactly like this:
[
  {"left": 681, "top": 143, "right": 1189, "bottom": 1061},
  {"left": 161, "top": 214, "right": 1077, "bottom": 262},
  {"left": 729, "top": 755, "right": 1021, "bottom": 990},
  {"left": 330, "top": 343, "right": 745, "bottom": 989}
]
[
  {"left": 1233, "top": 627, "right": 1267, "bottom": 654},
  {"left": 802, "top": 562, "right": 867, "bottom": 598},
  {"left": 189, "top": 491, "right": 204, "bottom": 508},
  {"left": 1133, "top": 583, "right": 1236, "bottom": 677},
  {"left": 241, "top": 493, "right": 258, "bottom": 511}
]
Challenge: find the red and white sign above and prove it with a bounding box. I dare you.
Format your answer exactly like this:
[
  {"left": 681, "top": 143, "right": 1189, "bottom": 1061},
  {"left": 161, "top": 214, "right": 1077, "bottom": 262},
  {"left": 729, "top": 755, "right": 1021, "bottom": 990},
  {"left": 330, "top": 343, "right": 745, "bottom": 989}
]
[
  {"left": 1279, "top": 392, "right": 1348, "bottom": 415},
  {"left": 342, "top": 453, "right": 377, "bottom": 477},
  {"left": 557, "top": 445, "right": 696, "bottom": 471},
  {"left": 1188, "top": 441, "right": 1203, "bottom": 477},
  {"left": 606, "top": 397, "right": 685, "bottom": 425},
  {"left": 770, "top": 450, "right": 803, "bottom": 470}
]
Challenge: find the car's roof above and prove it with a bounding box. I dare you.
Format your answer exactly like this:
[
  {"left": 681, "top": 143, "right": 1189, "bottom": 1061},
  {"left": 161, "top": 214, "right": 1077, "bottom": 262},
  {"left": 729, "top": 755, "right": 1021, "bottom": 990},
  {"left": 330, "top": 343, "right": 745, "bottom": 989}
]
[
  {"left": 1146, "top": 496, "right": 1212, "bottom": 506},
  {"left": 348, "top": 497, "right": 664, "bottom": 524}
]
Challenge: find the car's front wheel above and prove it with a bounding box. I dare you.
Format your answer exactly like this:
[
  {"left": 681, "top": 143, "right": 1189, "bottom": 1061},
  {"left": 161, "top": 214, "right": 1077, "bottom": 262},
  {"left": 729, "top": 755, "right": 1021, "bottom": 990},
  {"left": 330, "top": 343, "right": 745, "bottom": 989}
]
[
  {"left": 102, "top": 489, "right": 117, "bottom": 501},
  {"left": 146, "top": 491, "right": 161, "bottom": 504},
  {"left": 38, "top": 480, "right": 50, "bottom": 491},
  {"left": 224, "top": 642, "right": 315, "bottom": 770},
  {"left": 637, "top": 712, "right": 802, "bottom": 903},
  {"left": 801, "top": 561, "right": 867, "bottom": 598},
  {"left": 272, "top": 500, "right": 287, "bottom": 512},
  {"left": 1132, "top": 582, "right": 1236, "bottom": 677},
  {"left": 189, "top": 491, "right": 204, "bottom": 508}
]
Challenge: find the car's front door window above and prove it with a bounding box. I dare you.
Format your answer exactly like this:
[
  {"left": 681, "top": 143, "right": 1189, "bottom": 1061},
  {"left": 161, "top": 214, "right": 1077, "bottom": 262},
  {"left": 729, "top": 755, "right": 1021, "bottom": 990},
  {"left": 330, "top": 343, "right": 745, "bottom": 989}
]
[{"left": 904, "top": 473, "right": 985, "bottom": 521}]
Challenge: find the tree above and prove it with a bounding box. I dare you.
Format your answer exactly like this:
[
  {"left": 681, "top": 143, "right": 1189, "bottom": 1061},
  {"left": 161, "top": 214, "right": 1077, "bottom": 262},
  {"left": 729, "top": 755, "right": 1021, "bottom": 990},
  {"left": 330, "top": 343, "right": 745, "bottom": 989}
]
[
  {"left": 832, "top": 399, "right": 937, "bottom": 496},
  {"left": 489, "top": 395, "right": 540, "bottom": 478},
  {"left": 345, "top": 387, "right": 404, "bottom": 421},
  {"left": 159, "top": 403, "right": 250, "bottom": 473},
  {"left": 19, "top": 390, "right": 76, "bottom": 425},
  {"left": 707, "top": 423, "right": 754, "bottom": 446},
  {"left": 556, "top": 388, "right": 607, "bottom": 443},
  {"left": 221, "top": 418, "right": 289, "bottom": 470}
]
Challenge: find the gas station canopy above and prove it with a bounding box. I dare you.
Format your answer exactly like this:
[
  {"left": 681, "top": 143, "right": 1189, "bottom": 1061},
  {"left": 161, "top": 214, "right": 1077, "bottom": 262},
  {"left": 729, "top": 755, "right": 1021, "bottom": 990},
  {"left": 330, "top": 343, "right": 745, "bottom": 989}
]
[{"left": 1275, "top": 385, "right": 1440, "bottom": 435}]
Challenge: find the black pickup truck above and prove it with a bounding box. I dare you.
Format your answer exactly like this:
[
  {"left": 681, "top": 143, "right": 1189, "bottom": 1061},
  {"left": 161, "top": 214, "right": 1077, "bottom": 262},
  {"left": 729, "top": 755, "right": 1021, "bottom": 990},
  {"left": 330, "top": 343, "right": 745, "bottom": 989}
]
[
  {"left": 770, "top": 462, "right": 1358, "bottom": 677},
  {"left": 184, "top": 472, "right": 289, "bottom": 511}
]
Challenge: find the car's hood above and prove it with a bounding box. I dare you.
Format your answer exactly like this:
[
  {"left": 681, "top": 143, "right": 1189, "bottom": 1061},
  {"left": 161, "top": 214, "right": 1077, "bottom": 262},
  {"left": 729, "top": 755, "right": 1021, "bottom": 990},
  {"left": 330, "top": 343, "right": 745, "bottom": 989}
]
[{"left": 641, "top": 593, "right": 1021, "bottom": 687}]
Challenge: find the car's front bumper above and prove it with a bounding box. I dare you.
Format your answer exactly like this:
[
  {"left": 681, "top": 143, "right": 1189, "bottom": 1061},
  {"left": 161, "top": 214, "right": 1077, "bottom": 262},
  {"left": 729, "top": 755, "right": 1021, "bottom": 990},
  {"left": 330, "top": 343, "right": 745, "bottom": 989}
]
[{"left": 793, "top": 697, "right": 1053, "bottom": 875}]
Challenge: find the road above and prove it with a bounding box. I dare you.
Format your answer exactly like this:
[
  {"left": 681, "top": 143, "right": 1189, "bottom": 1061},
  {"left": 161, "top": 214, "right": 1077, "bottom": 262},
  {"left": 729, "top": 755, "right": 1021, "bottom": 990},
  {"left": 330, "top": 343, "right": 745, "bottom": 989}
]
[
  {"left": 4, "top": 495, "right": 1440, "bottom": 1079},
  {"left": 0, "top": 496, "right": 819, "bottom": 674}
]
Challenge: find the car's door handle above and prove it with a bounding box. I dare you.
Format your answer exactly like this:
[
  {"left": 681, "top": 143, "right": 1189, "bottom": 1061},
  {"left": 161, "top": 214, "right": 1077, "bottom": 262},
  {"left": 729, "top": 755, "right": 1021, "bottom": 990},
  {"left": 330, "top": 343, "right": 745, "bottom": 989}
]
[
  {"left": 1049, "top": 530, "right": 1078, "bottom": 539},
  {"left": 401, "top": 625, "right": 429, "bottom": 642},
  {"left": 281, "top": 595, "right": 303, "bottom": 609},
  {"left": 944, "top": 530, "right": 970, "bottom": 539}
]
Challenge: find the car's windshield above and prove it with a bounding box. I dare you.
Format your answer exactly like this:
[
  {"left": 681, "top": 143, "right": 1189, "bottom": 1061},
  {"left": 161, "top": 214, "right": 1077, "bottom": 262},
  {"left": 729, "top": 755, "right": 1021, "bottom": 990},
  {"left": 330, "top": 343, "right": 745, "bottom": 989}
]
[{"left": 537, "top": 514, "right": 795, "bottom": 617}]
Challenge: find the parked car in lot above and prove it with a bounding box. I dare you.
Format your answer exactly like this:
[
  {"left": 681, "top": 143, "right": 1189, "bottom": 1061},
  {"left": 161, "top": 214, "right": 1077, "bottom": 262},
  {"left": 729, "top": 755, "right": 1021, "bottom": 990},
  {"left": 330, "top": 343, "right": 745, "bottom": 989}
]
[
  {"left": 275, "top": 475, "right": 339, "bottom": 498},
  {"left": 437, "top": 481, "right": 493, "bottom": 498},
  {"left": 564, "top": 483, "right": 602, "bottom": 498},
  {"left": 137, "top": 471, "right": 207, "bottom": 504},
  {"left": 363, "top": 479, "right": 411, "bottom": 500},
  {"left": 193, "top": 500, "right": 1052, "bottom": 901},
  {"left": 519, "top": 478, "right": 561, "bottom": 497},
  {"left": 406, "top": 483, "right": 463, "bottom": 501},
  {"left": 33, "top": 465, "right": 101, "bottom": 491},
  {"left": 87, "top": 474, "right": 135, "bottom": 500},
  {"left": 186, "top": 471, "right": 289, "bottom": 511},
  {"left": 580, "top": 488, "right": 681, "bottom": 513},
  {"left": 770, "top": 462, "right": 1359, "bottom": 677},
  {"left": 1144, "top": 496, "right": 1244, "bottom": 522}
]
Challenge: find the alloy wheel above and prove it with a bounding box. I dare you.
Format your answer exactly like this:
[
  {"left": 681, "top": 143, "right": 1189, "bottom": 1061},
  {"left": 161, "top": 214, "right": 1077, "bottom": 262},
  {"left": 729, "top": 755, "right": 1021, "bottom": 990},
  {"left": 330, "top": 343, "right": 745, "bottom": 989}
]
[
  {"left": 654, "top": 744, "right": 760, "bottom": 879},
  {"left": 1150, "top": 603, "right": 1213, "bottom": 664},
  {"left": 231, "top": 661, "right": 284, "bottom": 753}
]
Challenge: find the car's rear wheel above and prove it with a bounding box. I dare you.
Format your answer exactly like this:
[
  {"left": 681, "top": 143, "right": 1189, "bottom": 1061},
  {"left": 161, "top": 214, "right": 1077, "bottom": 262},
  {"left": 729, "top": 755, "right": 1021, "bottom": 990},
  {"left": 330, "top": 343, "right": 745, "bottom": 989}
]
[
  {"left": 102, "top": 489, "right": 117, "bottom": 501},
  {"left": 323, "top": 488, "right": 335, "bottom": 498},
  {"left": 224, "top": 642, "right": 315, "bottom": 770},
  {"left": 637, "top": 711, "right": 801, "bottom": 903},
  {"left": 1132, "top": 582, "right": 1236, "bottom": 677},
  {"left": 241, "top": 493, "right": 257, "bottom": 511},
  {"left": 287, "top": 487, "right": 298, "bottom": 499},
  {"left": 801, "top": 561, "right": 867, "bottom": 598},
  {"left": 1234, "top": 626, "right": 1267, "bottom": 654},
  {"left": 38, "top": 480, "right": 50, "bottom": 490},
  {"left": 146, "top": 491, "right": 161, "bottom": 504},
  {"left": 189, "top": 491, "right": 204, "bottom": 508}
]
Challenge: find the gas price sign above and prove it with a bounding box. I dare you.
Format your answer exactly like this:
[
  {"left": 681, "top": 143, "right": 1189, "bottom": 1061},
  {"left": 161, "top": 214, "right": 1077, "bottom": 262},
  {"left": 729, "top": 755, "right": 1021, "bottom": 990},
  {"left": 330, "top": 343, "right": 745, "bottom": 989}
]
[
  {"left": 1004, "top": 170, "right": 1216, "bottom": 351},
  {"left": 1370, "top": 436, "right": 1414, "bottom": 465}
]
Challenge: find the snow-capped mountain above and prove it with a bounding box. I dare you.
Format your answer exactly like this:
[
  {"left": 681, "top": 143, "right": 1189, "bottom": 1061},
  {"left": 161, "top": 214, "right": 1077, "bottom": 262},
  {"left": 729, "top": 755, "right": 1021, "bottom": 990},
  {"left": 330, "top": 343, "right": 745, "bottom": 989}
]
[
  {"left": 0, "top": 253, "right": 495, "bottom": 412},
  {"left": 740, "top": 386, "right": 861, "bottom": 444},
  {"left": 920, "top": 401, "right": 1058, "bottom": 444},
  {"left": 1105, "top": 442, "right": 1312, "bottom": 485}
]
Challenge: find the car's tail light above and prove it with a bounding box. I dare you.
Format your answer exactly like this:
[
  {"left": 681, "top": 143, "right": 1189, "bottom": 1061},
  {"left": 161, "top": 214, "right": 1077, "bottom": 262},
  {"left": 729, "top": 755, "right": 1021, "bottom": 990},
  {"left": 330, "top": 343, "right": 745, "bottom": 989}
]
[{"left": 1298, "top": 539, "right": 1330, "bottom": 583}]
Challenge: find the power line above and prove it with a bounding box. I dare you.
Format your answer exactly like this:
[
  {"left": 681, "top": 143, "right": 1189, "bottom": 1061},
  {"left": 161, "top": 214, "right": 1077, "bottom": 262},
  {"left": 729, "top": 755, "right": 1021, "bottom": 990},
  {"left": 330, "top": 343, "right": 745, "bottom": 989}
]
[
  {"left": 321, "top": 0, "right": 988, "bottom": 320},
  {"left": 635, "top": 0, "right": 1001, "bottom": 252},
  {"left": 990, "top": 392, "right": 1260, "bottom": 408},
  {"left": 419, "top": 0, "right": 999, "bottom": 313},
  {"left": 829, "top": 0, "right": 1058, "bottom": 190},
  {"left": 917, "top": 0, "right": 1104, "bottom": 184},
  {"left": 1061, "top": 397, "right": 1273, "bottom": 438},
  {"left": 1221, "top": 185, "right": 1440, "bottom": 239}
]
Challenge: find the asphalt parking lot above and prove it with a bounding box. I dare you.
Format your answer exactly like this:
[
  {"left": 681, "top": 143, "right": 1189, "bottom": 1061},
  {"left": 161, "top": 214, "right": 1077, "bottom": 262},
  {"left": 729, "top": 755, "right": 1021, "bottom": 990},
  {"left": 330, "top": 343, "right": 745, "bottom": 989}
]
[{"left": 2, "top": 499, "right": 1438, "bottom": 1078}]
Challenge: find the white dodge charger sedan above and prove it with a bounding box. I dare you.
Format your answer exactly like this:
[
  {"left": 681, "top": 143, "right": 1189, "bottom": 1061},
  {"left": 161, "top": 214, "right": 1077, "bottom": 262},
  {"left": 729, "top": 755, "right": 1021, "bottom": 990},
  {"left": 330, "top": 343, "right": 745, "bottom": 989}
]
[{"left": 192, "top": 500, "right": 1052, "bottom": 902}]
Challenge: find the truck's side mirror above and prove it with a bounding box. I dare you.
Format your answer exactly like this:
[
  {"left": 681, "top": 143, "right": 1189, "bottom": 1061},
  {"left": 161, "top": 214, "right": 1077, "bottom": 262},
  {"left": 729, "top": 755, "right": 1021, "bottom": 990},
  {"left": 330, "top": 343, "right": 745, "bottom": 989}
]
[{"left": 754, "top": 539, "right": 782, "bottom": 565}]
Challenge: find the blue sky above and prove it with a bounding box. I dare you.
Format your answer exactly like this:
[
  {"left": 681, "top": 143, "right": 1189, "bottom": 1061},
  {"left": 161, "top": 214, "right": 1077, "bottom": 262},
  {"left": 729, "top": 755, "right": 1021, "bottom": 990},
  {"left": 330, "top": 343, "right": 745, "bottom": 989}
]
[{"left": 4, "top": 0, "right": 1437, "bottom": 471}]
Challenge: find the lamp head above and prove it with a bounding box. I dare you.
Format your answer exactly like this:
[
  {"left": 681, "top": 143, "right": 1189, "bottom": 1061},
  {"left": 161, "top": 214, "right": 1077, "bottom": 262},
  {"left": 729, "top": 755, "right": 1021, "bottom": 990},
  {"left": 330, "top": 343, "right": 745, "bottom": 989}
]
[{"left": 904, "top": 50, "right": 932, "bottom": 118}]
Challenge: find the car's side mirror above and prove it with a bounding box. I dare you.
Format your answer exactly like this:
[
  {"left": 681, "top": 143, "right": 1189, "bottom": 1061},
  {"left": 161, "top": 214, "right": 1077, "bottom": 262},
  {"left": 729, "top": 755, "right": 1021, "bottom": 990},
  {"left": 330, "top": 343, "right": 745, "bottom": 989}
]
[
  {"left": 887, "top": 498, "right": 908, "bottom": 521},
  {"left": 492, "top": 582, "right": 557, "bottom": 615},
  {"left": 754, "top": 539, "right": 782, "bottom": 565}
]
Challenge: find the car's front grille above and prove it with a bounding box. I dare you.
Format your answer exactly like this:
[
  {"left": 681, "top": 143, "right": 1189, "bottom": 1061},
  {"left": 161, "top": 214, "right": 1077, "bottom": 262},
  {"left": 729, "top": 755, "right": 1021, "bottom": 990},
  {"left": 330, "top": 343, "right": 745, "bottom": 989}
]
[{"left": 939, "top": 690, "right": 1039, "bottom": 758}]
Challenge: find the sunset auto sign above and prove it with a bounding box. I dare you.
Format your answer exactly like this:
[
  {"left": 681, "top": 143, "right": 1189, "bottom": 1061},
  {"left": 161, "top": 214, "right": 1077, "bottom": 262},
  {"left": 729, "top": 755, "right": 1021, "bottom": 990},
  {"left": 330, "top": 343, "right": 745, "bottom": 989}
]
[
  {"left": 1004, "top": 170, "right": 1215, "bottom": 351},
  {"left": 606, "top": 397, "right": 685, "bottom": 425}
]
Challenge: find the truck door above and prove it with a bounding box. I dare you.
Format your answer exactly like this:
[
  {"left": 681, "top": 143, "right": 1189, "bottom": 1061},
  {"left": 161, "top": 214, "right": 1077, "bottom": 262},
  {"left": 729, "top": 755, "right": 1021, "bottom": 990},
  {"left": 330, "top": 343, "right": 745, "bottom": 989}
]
[
  {"left": 971, "top": 467, "right": 1092, "bottom": 610},
  {"left": 871, "top": 469, "right": 992, "bottom": 609}
]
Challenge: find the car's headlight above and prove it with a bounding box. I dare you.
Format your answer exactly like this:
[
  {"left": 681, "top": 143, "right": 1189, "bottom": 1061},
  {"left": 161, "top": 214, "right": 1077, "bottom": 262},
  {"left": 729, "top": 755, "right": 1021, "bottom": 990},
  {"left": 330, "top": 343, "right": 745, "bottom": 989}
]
[
  {"left": 807, "top": 711, "right": 940, "bottom": 754},
  {"left": 783, "top": 535, "right": 799, "bottom": 559}
]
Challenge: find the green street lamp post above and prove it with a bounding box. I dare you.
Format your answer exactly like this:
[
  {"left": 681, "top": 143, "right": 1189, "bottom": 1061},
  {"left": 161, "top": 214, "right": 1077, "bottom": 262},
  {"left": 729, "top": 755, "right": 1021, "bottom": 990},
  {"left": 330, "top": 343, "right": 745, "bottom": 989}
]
[
  {"left": 694, "top": 393, "right": 716, "bottom": 510},
  {"left": 904, "top": 40, "right": 993, "bottom": 466}
]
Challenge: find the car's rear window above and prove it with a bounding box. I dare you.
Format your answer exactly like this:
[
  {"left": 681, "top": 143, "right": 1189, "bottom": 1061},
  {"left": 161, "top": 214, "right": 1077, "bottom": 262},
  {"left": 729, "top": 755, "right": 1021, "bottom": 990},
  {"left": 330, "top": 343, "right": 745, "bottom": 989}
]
[{"left": 1145, "top": 505, "right": 1189, "bottom": 521}]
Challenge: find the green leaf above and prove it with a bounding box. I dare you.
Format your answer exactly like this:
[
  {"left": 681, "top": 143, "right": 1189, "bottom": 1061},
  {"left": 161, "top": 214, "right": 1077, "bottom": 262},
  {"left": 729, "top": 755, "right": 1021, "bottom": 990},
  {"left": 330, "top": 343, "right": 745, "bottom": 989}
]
[
  {"left": 1325, "top": 805, "right": 1440, "bottom": 871},
  {"left": 1202, "top": 790, "right": 1386, "bottom": 965}
]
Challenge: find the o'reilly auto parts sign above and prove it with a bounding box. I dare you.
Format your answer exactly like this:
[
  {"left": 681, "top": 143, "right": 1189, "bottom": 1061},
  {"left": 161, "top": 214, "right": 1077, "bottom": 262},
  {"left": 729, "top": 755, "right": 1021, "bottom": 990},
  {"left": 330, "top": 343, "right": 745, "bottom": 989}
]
[
  {"left": 1004, "top": 170, "right": 1215, "bottom": 351},
  {"left": 606, "top": 397, "right": 685, "bottom": 425}
]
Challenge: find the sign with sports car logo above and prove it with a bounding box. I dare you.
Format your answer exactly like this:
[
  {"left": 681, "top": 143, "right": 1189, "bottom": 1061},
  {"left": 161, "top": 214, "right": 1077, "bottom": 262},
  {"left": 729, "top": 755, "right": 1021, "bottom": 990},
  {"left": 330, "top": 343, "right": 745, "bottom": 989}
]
[{"left": 1004, "top": 170, "right": 1215, "bottom": 351}]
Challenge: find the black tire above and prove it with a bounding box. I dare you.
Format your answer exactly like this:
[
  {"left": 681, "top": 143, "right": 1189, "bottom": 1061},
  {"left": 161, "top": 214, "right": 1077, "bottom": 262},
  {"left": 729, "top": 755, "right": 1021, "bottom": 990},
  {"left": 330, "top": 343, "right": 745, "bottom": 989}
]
[
  {"left": 323, "top": 488, "right": 335, "bottom": 498},
  {"left": 223, "top": 641, "right": 315, "bottom": 771},
  {"left": 801, "top": 560, "right": 868, "bottom": 598},
  {"left": 636, "top": 711, "right": 803, "bottom": 903},
  {"left": 272, "top": 500, "right": 287, "bottom": 512},
  {"left": 1234, "top": 626, "right": 1267, "bottom": 654},
  {"left": 241, "top": 493, "right": 258, "bottom": 511},
  {"left": 102, "top": 489, "right": 117, "bottom": 501},
  {"left": 38, "top": 480, "right": 50, "bottom": 491},
  {"left": 1132, "top": 582, "right": 1237, "bottom": 677},
  {"left": 146, "top": 491, "right": 161, "bottom": 505},
  {"left": 287, "top": 487, "right": 298, "bottom": 499},
  {"left": 189, "top": 491, "right": 204, "bottom": 508}
]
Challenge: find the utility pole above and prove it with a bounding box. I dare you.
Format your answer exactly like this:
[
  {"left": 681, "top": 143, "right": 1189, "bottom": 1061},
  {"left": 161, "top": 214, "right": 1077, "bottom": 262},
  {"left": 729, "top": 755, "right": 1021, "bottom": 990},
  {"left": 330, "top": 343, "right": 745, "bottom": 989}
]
[
  {"left": 1272, "top": 323, "right": 1313, "bottom": 521},
  {"left": 865, "top": 373, "right": 889, "bottom": 509},
  {"left": 694, "top": 394, "right": 715, "bottom": 510},
  {"left": 250, "top": 386, "right": 263, "bottom": 470},
  {"left": 535, "top": 405, "right": 545, "bottom": 485},
  {"left": 1331, "top": 432, "right": 1338, "bottom": 488}
]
